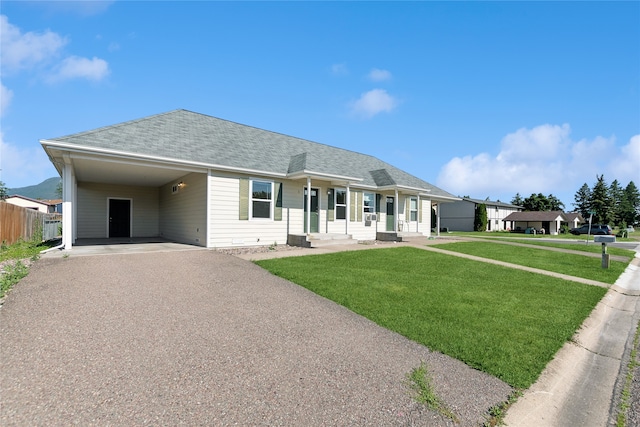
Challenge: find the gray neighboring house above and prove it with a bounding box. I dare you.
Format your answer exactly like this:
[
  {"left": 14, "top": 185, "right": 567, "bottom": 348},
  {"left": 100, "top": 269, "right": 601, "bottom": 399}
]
[
  {"left": 41, "top": 109, "right": 459, "bottom": 250},
  {"left": 439, "top": 197, "right": 523, "bottom": 232}
]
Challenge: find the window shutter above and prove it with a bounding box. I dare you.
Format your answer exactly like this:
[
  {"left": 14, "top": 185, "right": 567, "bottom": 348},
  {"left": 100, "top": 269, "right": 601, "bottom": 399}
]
[
  {"left": 405, "top": 197, "right": 410, "bottom": 221},
  {"left": 328, "top": 188, "right": 335, "bottom": 222},
  {"left": 350, "top": 191, "right": 356, "bottom": 221},
  {"left": 274, "top": 182, "right": 283, "bottom": 221},
  {"left": 356, "top": 191, "right": 362, "bottom": 222},
  {"left": 419, "top": 198, "right": 423, "bottom": 223},
  {"left": 239, "top": 178, "right": 249, "bottom": 220},
  {"left": 376, "top": 194, "right": 381, "bottom": 222}
]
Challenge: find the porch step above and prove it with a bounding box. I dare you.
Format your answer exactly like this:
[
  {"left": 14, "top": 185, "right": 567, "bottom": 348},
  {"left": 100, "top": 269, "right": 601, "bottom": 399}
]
[
  {"left": 287, "top": 233, "right": 358, "bottom": 248},
  {"left": 398, "top": 232, "right": 426, "bottom": 238},
  {"left": 307, "top": 233, "right": 353, "bottom": 241},
  {"left": 308, "top": 233, "right": 358, "bottom": 248}
]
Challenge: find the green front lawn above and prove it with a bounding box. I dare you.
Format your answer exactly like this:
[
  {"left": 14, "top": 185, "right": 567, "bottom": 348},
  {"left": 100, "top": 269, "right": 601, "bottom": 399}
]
[
  {"left": 256, "top": 247, "right": 607, "bottom": 389},
  {"left": 485, "top": 239, "right": 635, "bottom": 258},
  {"left": 434, "top": 241, "right": 628, "bottom": 284}
]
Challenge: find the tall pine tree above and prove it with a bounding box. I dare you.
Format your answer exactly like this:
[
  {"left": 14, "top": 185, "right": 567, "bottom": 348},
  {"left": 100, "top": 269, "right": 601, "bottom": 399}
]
[
  {"left": 573, "top": 183, "right": 591, "bottom": 218},
  {"left": 511, "top": 193, "right": 524, "bottom": 207},
  {"left": 620, "top": 181, "right": 640, "bottom": 227},
  {"left": 590, "top": 175, "right": 612, "bottom": 224},
  {"left": 609, "top": 180, "right": 624, "bottom": 226}
]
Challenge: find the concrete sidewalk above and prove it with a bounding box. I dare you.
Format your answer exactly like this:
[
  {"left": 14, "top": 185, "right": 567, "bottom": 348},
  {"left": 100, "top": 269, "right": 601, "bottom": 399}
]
[{"left": 504, "top": 247, "right": 640, "bottom": 426}]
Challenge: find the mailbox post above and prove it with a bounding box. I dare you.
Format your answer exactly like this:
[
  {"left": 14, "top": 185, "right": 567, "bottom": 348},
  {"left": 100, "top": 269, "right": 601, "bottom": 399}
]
[{"left": 594, "top": 235, "right": 616, "bottom": 269}]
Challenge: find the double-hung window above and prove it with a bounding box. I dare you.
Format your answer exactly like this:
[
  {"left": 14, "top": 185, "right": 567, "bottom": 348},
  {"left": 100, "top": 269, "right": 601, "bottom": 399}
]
[
  {"left": 363, "top": 192, "right": 375, "bottom": 215},
  {"left": 410, "top": 197, "right": 418, "bottom": 222},
  {"left": 335, "top": 189, "right": 347, "bottom": 220},
  {"left": 251, "top": 180, "right": 273, "bottom": 219}
]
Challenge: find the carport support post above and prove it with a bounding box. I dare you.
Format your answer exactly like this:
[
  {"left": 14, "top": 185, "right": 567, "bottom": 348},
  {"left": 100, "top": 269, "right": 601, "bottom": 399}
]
[
  {"left": 601, "top": 242, "right": 610, "bottom": 269},
  {"left": 62, "top": 158, "right": 73, "bottom": 251}
]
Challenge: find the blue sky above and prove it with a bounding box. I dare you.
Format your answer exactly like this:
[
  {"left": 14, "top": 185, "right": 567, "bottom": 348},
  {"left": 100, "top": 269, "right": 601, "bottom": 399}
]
[{"left": 1, "top": 1, "right": 638, "bottom": 209}]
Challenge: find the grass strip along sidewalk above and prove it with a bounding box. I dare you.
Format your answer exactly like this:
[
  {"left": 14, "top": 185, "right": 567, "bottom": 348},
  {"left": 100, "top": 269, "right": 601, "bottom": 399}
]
[
  {"left": 433, "top": 241, "right": 629, "bottom": 284},
  {"left": 256, "top": 246, "right": 607, "bottom": 389}
]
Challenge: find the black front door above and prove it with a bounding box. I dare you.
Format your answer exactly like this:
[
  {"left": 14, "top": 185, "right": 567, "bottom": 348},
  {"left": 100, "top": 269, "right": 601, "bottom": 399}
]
[{"left": 109, "top": 199, "right": 131, "bottom": 238}]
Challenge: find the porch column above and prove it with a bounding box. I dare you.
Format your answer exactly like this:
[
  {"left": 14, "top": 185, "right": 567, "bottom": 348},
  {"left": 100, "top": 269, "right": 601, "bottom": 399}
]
[
  {"left": 417, "top": 195, "right": 420, "bottom": 233},
  {"left": 62, "top": 158, "right": 73, "bottom": 250},
  {"left": 436, "top": 203, "right": 441, "bottom": 237},
  {"left": 345, "top": 184, "right": 350, "bottom": 235},
  {"left": 394, "top": 189, "right": 399, "bottom": 232},
  {"left": 306, "top": 176, "right": 311, "bottom": 234}
]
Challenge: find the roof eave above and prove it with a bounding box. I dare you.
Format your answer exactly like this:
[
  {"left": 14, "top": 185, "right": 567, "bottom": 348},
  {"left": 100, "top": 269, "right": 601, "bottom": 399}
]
[{"left": 41, "top": 140, "right": 289, "bottom": 179}]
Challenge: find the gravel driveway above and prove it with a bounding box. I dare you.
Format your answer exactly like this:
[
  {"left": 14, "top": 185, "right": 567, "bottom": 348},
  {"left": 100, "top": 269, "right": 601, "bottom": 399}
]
[{"left": 1, "top": 250, "right": 511, "bottom": 426}]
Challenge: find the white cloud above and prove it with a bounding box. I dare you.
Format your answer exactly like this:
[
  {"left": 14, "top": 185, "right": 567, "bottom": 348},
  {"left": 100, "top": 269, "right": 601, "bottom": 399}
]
[
  {"left": 0, "top": 132, "right": 56, "bottom": 188},
  {"left": 349, "top": 89, "right": 398, "bottom": 119},
  {"left": 437, "top": 124, "right": 638, "bottom": 205},
  {"left": 0, "top": 14, "right": 67, "bottom": 73},
  {"left": 368, "top": 68, "right": 392, "bottom": 82},
  {"left": 48, "top": 56, "right": 109, "bottom": 82},
  {"left": 610, "top": 135, "right": 640, "bottom": 184},
  {"left": 0, "top": 15, "right": 110, "bottom": 85},
  {"left": 1, "top": 81, "right": 13, "bottom": 116}
]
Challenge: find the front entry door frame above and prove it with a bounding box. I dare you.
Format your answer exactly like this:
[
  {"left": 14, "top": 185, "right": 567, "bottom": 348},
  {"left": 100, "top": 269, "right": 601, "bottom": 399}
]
[
  {"left": 386, "top": 196, "right": 395, "bottom": 231},
  {"left": 304, "top": 187, "right": 320, "bottom": 233},
  {"left": 108, "top": 197, "right": 132, "bottom": 238}
]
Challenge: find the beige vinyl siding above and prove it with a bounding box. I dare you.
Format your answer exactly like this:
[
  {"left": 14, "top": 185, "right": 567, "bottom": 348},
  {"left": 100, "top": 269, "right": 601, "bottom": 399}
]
[
  {"left": 208, "top": 173, "right": 298, "bottom": 248},
  {"left": 421, "top": 198, "right": 432, "bottom": 236},
  {"left": 76, "top": 182, "right": 159, "bottom": 238},
  {"left": 159, "top": 172, "right": 207, "bottom": 246}
]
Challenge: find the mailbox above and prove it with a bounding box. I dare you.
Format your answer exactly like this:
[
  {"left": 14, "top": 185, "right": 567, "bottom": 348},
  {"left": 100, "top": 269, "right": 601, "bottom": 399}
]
[{"left": 594, "top": 235, "right": 616, "bottom": 243}]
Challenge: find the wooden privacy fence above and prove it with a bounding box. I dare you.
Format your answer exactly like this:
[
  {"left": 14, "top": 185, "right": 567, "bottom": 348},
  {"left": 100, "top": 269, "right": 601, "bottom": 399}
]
[{"left": 0, "top": 202, "right": 62, "bottom": 245}]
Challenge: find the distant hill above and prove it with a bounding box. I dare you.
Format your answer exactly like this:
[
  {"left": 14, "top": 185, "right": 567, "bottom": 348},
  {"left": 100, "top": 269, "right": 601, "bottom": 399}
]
[{"left": 7, "top": 177, "right": 61, "bottom": 200}]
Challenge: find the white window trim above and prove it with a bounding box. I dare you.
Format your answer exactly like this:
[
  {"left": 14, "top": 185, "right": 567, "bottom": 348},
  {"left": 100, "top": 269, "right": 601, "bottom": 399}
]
[
  {"left": 249, "top": 179, "right": 274, "bottom": 220},
  {"left": 409, "top": 197, "right": 418, "bottom": 222},
  {"left": 363, "top": 192, "right": 375, "bottom": 217}
]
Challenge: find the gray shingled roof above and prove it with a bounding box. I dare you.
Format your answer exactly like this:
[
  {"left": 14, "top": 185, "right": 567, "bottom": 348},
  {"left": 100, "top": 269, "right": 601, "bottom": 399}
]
[
  {"left": 464, "top": 197, "right": 522, "bottom": 209},
  {"left": 47, "top": 109, "right": 456, "bottom": 198},
  {"left": 503, "top": 211, "right": 568, "bottom": 221}
]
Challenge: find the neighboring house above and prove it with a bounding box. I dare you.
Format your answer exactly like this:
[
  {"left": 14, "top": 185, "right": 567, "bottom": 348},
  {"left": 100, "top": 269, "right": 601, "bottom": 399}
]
[
  {"left": 5, "top": 195, "right": 60, "bottom": 213},
  {"left": 439, "top": 198, "right": 523, "bottom": 232},
  {"left": 502, "top": 211, "right": 568, "bottom": 235},
  {"left": 564, "top": 212, "right": 585, "bottom": 229},
  {"left": 41, "top": 109, "right": 459, "bottom": 250}
]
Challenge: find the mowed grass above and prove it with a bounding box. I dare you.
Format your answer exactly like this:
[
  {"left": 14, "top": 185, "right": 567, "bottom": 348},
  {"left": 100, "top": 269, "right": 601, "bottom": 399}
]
[
  {"left": 493, "top": 239, "right": 634, "bottom": 258},
  {"left": 435, "top": 241, "right": 628, "bottom": 284},
  {"left": 256, "top": 246, "right": 607, "bottom": 389}
]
